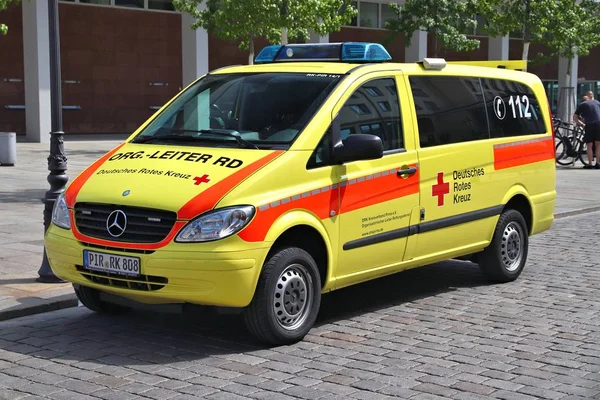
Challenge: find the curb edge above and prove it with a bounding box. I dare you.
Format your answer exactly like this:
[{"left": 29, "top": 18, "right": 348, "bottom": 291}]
[
  {"left": 554, "top": 206, "right": 600, "bottom": 219},
  {"left": 0, "top": 294, "right": 78, "bottom": 322}
]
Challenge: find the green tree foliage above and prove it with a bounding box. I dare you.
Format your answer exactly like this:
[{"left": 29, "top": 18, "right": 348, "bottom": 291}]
[
  {"left": 547, "top": 0, "right": 600, "bottom": 61},
  {"left": 386, "top": 0, "right": 481, "bottom": 57},
  {"left": 174, "top": 0, "right": 356, "bottom": 64},
  {"left": 479, "top": 0, "right": 555, "bottom": 66},
  {"left": 0, "top": 0, "right": 20, "bottom": 35},
  {"left": 480, "top": 0, "right": 600, "bottom": 69}
]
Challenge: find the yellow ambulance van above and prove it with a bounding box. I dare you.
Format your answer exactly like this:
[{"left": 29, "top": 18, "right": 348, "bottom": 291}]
[{"left": 45, "top": 42, "right": 556, "bottom": 345}]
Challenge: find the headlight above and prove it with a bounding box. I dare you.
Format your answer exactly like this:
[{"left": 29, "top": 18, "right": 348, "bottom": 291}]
[
  {"left": 51, "top": 192, "right": 71, "bottom": 229},
  {"left": 175, "top": 206, "right": 255, "bottom": 243}
]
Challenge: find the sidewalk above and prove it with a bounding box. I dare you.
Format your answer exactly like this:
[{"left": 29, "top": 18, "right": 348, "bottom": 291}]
[{"left": 1, "top": 139, "right": 599, "bottom": 321}]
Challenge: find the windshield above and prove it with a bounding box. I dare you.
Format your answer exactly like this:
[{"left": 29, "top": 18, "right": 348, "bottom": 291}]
[{"left": 133, "top": 72, "right": 343, "bottom": 149}]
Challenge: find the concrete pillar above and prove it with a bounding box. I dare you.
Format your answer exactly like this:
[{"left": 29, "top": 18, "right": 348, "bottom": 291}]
[
  {"left": 488, "top": 35, "right": 509, "bottom": 60},
  {"left": 308, "top": 31, "right": 329, "bottom": 43},
  {"left": 22, "top": 0, "right": 51, "bottom": 143},
  {"left": 181, "top": 9, "right": 209, "bottom": 88},
  {"left": 405, "top": 30, "right": 427, "bottom": 62},
  {"left": 558, "top": 55, "right": 579, "bottom": 122}
]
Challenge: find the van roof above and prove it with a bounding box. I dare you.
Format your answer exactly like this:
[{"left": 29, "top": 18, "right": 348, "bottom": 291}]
[{"left": 211, "top": 60, "right": 534, "bottom": 81}]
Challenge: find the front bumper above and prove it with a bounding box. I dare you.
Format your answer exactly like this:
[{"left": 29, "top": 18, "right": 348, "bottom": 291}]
[{"left": 45, "top": 224, "right": 270, "bottom": 308}]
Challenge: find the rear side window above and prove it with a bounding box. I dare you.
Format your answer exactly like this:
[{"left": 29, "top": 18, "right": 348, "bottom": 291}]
[
  {"left": 409, "top": 76, "right": 489, "bottom": 148},
  {"left": 481, "top": 78, "right": 546, "bottom": 137},
  {"left": 409, "top": 75, "right": 547, "bottom": 148}
]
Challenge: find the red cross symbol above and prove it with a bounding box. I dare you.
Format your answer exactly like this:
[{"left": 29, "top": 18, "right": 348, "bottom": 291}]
[
  {"left": 193, "top": 174, "right": 211, "bottom": 185},
  {"left": 432, "top": 172, "right": 449, "bottom": 206}
]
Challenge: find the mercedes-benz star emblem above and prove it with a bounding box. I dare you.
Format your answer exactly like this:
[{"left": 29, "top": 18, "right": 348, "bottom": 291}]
[{"left": 106, "top": 210, "right": 127, "bottom": 238}]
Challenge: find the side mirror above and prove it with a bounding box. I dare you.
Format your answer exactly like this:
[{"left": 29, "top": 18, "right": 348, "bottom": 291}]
[{"left": 333, "top": 133, "right": 384, "bottom": 164}]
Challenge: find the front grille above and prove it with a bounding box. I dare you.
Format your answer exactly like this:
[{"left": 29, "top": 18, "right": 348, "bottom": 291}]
[
  {"left": 76, "top": 265, "right": 167, "bottom": 291},
  {"left": 74, "top": 203, "right": 177, "bottom": 243},
  {"left": 80, "top": 242, "right": 155, "bottom": 255}
]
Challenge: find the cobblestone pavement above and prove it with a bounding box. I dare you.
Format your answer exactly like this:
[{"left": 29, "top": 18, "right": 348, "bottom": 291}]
[{"left": 1, "top": 211, "right": 599, "bottom": 400}]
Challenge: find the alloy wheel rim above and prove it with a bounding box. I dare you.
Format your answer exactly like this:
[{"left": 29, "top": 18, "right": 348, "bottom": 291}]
[
  {"left": 501, "top": 221, "right": 524, "bottom": 272},
  {"left": 272, "top": 264, "right": 312, "bottom": 331}
]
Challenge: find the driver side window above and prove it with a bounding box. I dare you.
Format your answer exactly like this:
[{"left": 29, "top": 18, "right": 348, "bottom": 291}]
[{"left": 307, "top": 77, "right": 403, "bottom": 169}]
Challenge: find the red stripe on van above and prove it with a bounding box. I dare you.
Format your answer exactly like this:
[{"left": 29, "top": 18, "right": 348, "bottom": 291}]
[
  {"left": 493, "top": 137, "right": 554, "bottom": 170},
  {"left": 238, "top": 165, "right": 419, "bottom": 242},
  {"left": 65, "top": 144, "right": 125, "bottom": 207},
  {"left": 177, "top": 150, "right": 284, "bottom": 220}
]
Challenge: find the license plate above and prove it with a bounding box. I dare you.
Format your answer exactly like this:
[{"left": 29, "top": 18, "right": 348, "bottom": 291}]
[{"left": 83, "top": 250, "right": 141, "bottom": 277}]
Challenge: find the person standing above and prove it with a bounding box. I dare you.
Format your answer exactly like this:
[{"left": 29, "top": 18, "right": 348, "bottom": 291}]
[{"left": 573, "top": 91, "right": 600, "bottom": 169}]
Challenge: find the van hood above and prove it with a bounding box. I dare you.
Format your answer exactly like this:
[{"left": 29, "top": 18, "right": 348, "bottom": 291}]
[{"left": 65, "top": 143, "right": 283, "bottom": 220}]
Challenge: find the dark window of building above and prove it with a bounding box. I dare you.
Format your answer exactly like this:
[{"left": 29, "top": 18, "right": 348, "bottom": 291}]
[
  {"left": 481, "top": 78, "right": 546, "bottom": 137},
  {"left": 409, "top": 76, "right": 489, "bottom": 147},
  {"left": 79, "top": 0, "right": 110, "bottom": 5},
  {"left": 115, "top": 0, "right": 144, "bottom": 8},
  {"left": 308, "top": 78, "right": 403, "bottom": 169},
  {"left": 149, "top": 0, "right": 175, "bottom": 11}
]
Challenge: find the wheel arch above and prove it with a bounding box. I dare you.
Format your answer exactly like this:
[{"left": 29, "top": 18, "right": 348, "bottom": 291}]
[
  {"left": 500, "top": 186, "right": 533, "bottom": 235},
  {"left": 264, "top": 211, "right": 333, "bottom": 290}
]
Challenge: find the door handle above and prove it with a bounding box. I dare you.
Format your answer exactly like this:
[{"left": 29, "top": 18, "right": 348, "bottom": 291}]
[{"left": 397, "top": 166, "right": 417, "bottom": 177}]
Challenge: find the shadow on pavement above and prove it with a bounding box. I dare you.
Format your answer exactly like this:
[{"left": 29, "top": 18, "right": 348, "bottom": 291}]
[
  {"left": 0, "top": 259, "right": 491, "bottom": 366},
  {"left": 0, "top": 189, "right": 45, "bottom": 204}
]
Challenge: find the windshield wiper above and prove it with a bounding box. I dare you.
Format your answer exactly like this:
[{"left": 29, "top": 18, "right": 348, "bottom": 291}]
[
  {"left": 132, "top": 128, "right": 259, "bottom": 149},
  {"left": 196, "top": 129, "right": 259, "bottom": 150},
  {"left": 132, "top": 134, "right": 198, "bottom": 144}
]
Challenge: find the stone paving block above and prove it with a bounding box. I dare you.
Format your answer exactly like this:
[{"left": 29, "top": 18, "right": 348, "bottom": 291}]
[
  {"left": 47, "top": 391, "right": 100, "bottom": 400},
  {"left": 0, "top": 389, "right": 31, "bottom": 400},
  {"left": 91, "top": 388, "right": 142, "bottom": 400},
  {"left": 517, "top": 385, "right": 568, "bottom": 400},
  {"left": 1, "top": 211, "right": 600, "bottom": 399},
  {"left": 137, "top": 387, "right": 180, "bottom": 400},
  {"left": 490, "top": 389, "right": 541, "bottom": 400},
  {"left": 221, "top": 382, "right": 261, "bottom": 397}
]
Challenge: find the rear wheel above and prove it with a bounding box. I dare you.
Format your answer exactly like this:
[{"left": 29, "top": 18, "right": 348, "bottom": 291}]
[
  {"left": 74, "top": 285, "right": 130, "bottom": 315},
  {"left": 479, "top": 209, "right": 529, "bottom": 283},
  {"left": 555, "top": 136, "right": 576, "bottom": 165},
  {"left": 244, "top": 247, "right": 321, "bottom": 345},
  {"left": 578, "top": 141, "right": 592, "bottom": 166}
]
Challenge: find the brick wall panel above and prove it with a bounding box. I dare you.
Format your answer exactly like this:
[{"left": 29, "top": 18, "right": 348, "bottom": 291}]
[
  {"left": 0, "top": 3, "right": 25, "bottom": 134},
  {"left": 54, "top": 3, "right": 182, "bottom": 133}
]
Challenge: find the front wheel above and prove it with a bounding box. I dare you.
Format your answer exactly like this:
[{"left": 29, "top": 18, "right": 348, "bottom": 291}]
[
  {"left": 244, "top": 247, "right": 321, "bottom": 345},
  {"left": 74, "top": 285, "right": 130, "bottom": 315},
  {"left": 479, "top": 209, "right": 529, "bottom": 283}
]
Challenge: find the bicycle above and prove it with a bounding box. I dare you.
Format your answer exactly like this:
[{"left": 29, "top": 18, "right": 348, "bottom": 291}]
[{"left": 554, "top": 122, "right": 593, "bottom": 166}]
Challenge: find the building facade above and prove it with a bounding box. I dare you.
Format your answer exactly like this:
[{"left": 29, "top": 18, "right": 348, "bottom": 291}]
[{"left": 0, "top": 0, "right": 597, "bottom": 142}]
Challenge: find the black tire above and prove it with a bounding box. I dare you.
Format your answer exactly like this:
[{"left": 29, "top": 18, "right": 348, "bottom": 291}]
[
  {"left": 244, "top": 247, "right": 321, "bottom": 345},
  {"left": 479, "top": 209, "right": 529, "bottom": 283},
  {"left": 578, "top": 141, "right": 592, "bottom": 166},
  {"left": 74, "top": 285, "right": 129, "bottom": 315},
  {"left": 554, "top": 138, "right": 567, "bottom": 162},
  {"left": 555, "top": 137, "right": 575, "bottom": 166}
]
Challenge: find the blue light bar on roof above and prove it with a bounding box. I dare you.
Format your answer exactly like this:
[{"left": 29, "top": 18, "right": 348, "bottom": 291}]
[{"left": 254, "top": 42, "right": 392, "bottom": 64}]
